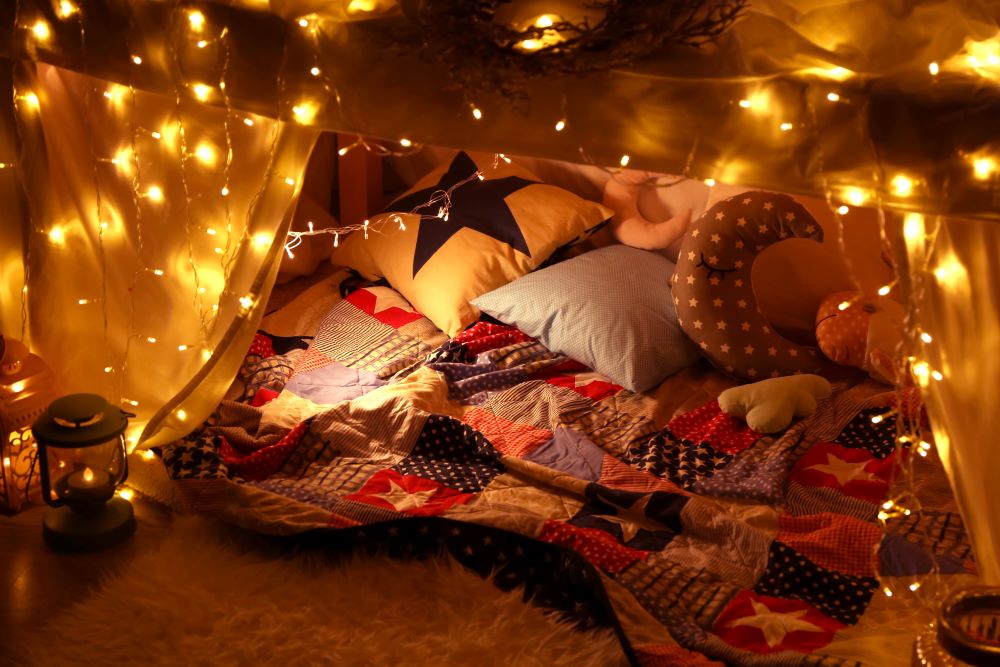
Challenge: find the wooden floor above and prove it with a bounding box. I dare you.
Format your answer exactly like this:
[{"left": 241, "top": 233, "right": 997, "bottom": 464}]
[{"left": 0, "top": 498, "right": 174, "bottom": 650}]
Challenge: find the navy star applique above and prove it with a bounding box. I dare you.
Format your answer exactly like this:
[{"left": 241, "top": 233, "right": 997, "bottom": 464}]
[{"left": 383, "top": 152, "right": 538, "bottom": 277}]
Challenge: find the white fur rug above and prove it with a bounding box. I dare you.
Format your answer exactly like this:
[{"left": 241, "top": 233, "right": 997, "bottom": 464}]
[{"left": 12, "top": 518, "right": 628, "bottom": 666}]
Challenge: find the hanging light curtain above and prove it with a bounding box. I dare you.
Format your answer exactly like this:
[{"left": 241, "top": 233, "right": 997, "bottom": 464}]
[{"left": 5, "top": 63, "right": 318, "bottom": 447}]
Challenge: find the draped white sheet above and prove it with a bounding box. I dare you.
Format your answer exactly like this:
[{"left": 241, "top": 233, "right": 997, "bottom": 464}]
[{"left": 2, "top": 64, "right": 319, "bottom": 447}]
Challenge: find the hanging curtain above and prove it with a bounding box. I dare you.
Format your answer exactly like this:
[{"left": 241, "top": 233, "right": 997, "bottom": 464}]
[{"left": 6, "top": 62, "right": 318, "bottom": 447}]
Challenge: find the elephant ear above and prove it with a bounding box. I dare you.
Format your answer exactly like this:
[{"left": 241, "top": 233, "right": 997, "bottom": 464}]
[{"left": 671, "top": 191, "right": 835, "bottom": 381}]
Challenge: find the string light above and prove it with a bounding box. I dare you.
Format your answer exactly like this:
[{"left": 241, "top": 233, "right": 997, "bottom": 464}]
[
  {"left": 32, "top": 20, "right": 51, "bottom": 42},
  {"left": 191, "top": 83, "right": 213, "bottom": 101},
  {"left": 878, "top": 284, "right": 893, "bottom": 296},
  {"left": 555, "top": 119, "right": 566, "bottom": 132},
  {"left": 243, "top": 118, "right": 254, "bottom": 127},
  {"left": 920, "top": 332, "right": 932, "bottom": 343},
  {"left": 187, "top": 10, "right": 205, "bottom": 32},
  {"left": 779, "top": 122, "right": 793, "bottom": 131},
  {"left": 972, "top": 157, "right": 995, "bottom": 180},
  {"left": 310, "top": 67, "right": 320, "bottom": 76},
  {"left": 704, "top": 178, "right": 716, "bottom": 187},
  {"left": 284, "top": 177, "right": 295, "bottom": 186},
  {"left": 471, "top": 106, "right": 483, "bottom": 120},
  {"left": 837, "top": 205, "right": 849, "bottom": 215},
  {"left": 826, "top": 92, "right": 841, "bottom": 102},
  {"left": 891, "top": 174, "right": 914, "bottom": 197},
  {"left": 619, "top": 155, "right": 630, "bottom": 167},
  {"left": 399, "top": 138, "right": 412, "bottom": 147},
  {"left": 929, "top": 62, "right": 939, "bottom": 75},
  {"left": 57, "top": 1, "right": 79, "bottom": 18},
  {"left": 48, "top": 227, "right": 66, "bottom": 245},
  {"left": 141, "top": 449, "right": 156, "bottom": 461},
  {"left": 145, "top": 185, "right": 164, "bottom": 202},
  {"left": 131, "top": 55, "right": 142, "bottom": 65}
]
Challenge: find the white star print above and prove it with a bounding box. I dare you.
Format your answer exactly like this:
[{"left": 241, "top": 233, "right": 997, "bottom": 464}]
[
  {"left": 692, "top": 229, "right": 701, "bottom": 238},
  {"left": 806, "top": 225, "right": 816, "bottom": 233},
  {"left": 771, "top": 371, "right": 781, "bottom": 378},
  {"left": 687, "top": 274, "right": 696, "bottom": 285},
  {"left": 768, "top": 347, "right": 777, "bottom": 356},
  {"left": 741, "top": 322, "right": 751, "bottom": 331},
  {"left": 713, "top": 298, "right": 723, "bottom": 307},
  {"left": 738, "top": 299, "right": 747, "bottom": 308},
  {"left": 758, "top": 224, "right": 768, "bottom": 233},
  {"left": 674, "top": 296, "right": 680, "bottom": 305},
  {"left": 808, "top": 453, "right": 880, "bottom": 486},
  {"left": 711, "top": 234, "right": 721, "bottom": 243},
  {"left": 790, "top": 349, "right": 799, "bottom": 357},
  {"left": 735, "top": 240, "right": 745, "bottom": 249},
  {"left": 734, "top": 260, "right": 744, "bottom": 268},
  {"left": 748, "top": 369, "right": 758, "bottom": 377},
  {"left": 374, "top": 480, "right": 436, "bottom": 511},
  {"left": 688, "top": 251, "right": 696, "bottom": 261},
  {"left": 742, "top": 198, "right": 752, "bottom": 205},
  {"left": 762, "top": 326, "right": 770, "bottom": 334},
  {"left": 709, "top": 277, "right": 721, "bottom": 285},
  {"left": 717, "top": 320, "right": 727, "bottom": 330},
  {"left": 729, "top": 599, "right": 825, "bottom": 647},
  {"left": 715, "top": 212, "right": 725, "bottom": 221},
  {"left": 737, "top": 217, "right": 747, "bottom": 227},
  {"left": 763, "top": 202, "right": 774, "bottom": 210},
  {"left": 693, "top": 319, "right": 703, "bottom": 329},
  {"left": 689, "top": 298, "right": 699, "bottom": 307},
  {"left": 700, "top": 341, "right": 709, "bottom": 350},
  {"left": 720, "top": 343, "right": 731, "bottom": 353},
  {"left": 785, "top": 212, "right": 796, "bottom": 221},
  {"left": 744, "top": 345, "right": 755, "bottom": 355},
  {"left": 709, "top": 255, "right": 719, "bottom": 263},
  {"left": 734, "top": 279, "right": 744, "bottom": 287}
]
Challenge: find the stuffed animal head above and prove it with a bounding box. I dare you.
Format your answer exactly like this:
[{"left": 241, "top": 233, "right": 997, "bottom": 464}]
[
  {"left": 815, "top": 290, "right": 903, "bottom": 385},
  {"left": 718, "top": 374, "right": 832, "bottom": 433}
]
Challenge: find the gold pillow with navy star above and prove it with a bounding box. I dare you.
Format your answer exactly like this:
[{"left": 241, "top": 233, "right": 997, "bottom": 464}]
[{"left": 332, "top": 151, "right": 612, "bottom": 335}]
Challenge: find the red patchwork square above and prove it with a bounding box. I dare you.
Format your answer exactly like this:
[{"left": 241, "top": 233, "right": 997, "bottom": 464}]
[
  {"left": 462, "top": 408, "right": 552, "bottom": 458},
  {"left": 538, "top": 520, "right": 647, "bottom": 573},
  {"left": 777, "top": 512, "right": 883, "bottom": 577},
  {"left": 790, "top": 441, "right": 894, "bottom": 503},
  {"left": 667, "top": 401, "right": 760, "bottom": 453}
]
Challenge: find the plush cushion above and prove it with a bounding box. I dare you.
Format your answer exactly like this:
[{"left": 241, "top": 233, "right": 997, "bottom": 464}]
[
  {"left": 815, "top": 290, "right": 904, "bottom": 385},
  {"left": 718, "top": 374, "right": 832, "bottom": 433},
  {"left": 471, "top": 245, "right": 701, "bottom": 392},
  {"left": 332, "top": 151, "right": 612, "bottom": 335},
  {"left": 672, "top": 191, "right": 835, "bottom": 381}
]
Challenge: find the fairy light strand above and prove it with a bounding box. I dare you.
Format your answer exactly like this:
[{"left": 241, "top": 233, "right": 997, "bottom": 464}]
[{"left": 283, "top": 165, "right": 488, "bottom": 256}]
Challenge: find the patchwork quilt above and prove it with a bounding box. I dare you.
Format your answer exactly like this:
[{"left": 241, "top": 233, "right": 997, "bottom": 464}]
[{"left": 162, "top": 286, "right": 976, "bottom": 667}]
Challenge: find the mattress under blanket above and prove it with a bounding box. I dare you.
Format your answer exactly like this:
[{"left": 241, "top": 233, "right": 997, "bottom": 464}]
[{"left": 162, "top": 286, "right": 975, "bottom": 667}]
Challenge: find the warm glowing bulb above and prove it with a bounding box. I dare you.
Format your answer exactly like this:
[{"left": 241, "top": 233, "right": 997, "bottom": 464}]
[
  {"left": 141, "top": 449, "right": 156, "bottom": 460},
  {"left": 131, "top": 55, "right": 143, "bottom": 65},
  {"left": 891, "top": 174, "right": 914, "bottom": 197},
  {"left": 284, "top": 177, "right": 295, "bottom": 186},
  {"left": 338, "top": 146, "right": 349, "bottom": 156},
  {"left": 929, "top": 62, "right": 939, "bottom": 75},
  {"left": 77, "top": 298, "right": 88, "bottom": 305},
  {"left": 178, "top": 344, "right": 189, "bottom": 351},
  {"left": 519, "top": 39, "right": 541, "bottom": 51},
  {"left": 152, "top": 269, "right": 164, "bottom": 276},
  {"left": 973, "top": 157, "right": 995, "bottom": 180},
  {"left": 117, "top": 488, "right": 134, "bottom": 501},
  {"left": 239, "top": 296, "right": 254, "bottom": 309},
  {"left": 196, "top": 39, "right": 209, "bottom": 48},
  {"left": 253, "top": 232, "right": 272, "bottom": 248},
  {"left": 826, "top": 92, "right": 841, "bottom": 102},
  {"left": 932, "top": 370, "right": 944, "bottom": 381},
  {"left": 213, "top": 247, "right": 223, "bottom": 255},
  {"left": 619, "top": 155, "right": 630, "bottom": 167},
  {"left": 104, "top": 366, "right": 113, "bottom": 373},
  {"left": 347, "top": 0, "right": 378, "bottom": 11},
  {"left": 23, "top": 92, "right": 40, "bottom": 109},
  {"left": 10, "top": 380, "right": 26, "bottom": 393},
  {"left": 194, "top": 143, "right": 216, "bottom": 164},
  {"left": 399, "top": 138, "right": 412, "bottom": 147},
  {"left": 191, "top": 83, "right": 212, "bottom": 101},
  {"left": 310, "top": 66, "right": 320, "bottom": 76},
  {"left": 146, "top": 185, "right": 164, "bottom": 202},
  {"left": 471, "top": 107, "right": 483, "bottom": 120},
  {"left": 837, "top": 205, "right": 849, "bottom": 215},
  {"left": 534, "top": 14, "right": 556, "bottom": 28},
  {"left": 912, "top": 361, "right": 930, "bottom": 387},
  {"left": 147, "top": 337, "right": 157, "bottom": 344},
  {"left": 151, "top": 130, "right": 161, "bottom": 140},
  {"left": 878, "top": 285, "right": 891, "bottom": 296},
  {"left": 838, "top": 301, "right": 850, "bottom": 311},
  {"left": 177, "top": 409, "right": 187, "bottom": 421},
  {"left": 704, "top": 178, "right": 716, "bottom": 187},
  {"left": 243, "top": 117, "right": 254, "bottom": 127},
  {"left": 920, "top": 332, "right": 932, "bottom": 343},
  {"left": 884, "top": 588, "right": 893, "bottom": 597},
  {"left": 738, "top": 99, "right": 752, "bottom": 108},
  {"left": 220, "top": 186, "right": 229, "bottom": 196},
  {"left": 844, "top": 188, "right": 866, "bottom": 206},
  {"left": 871, "top": 414, "right": 884, "bottom": 424},
  {"left": 32, "top": 20, "right": 51, "bottom": 42},
  {"left": 83, "top": 467, "right": 94, "bottom": 482},
  {"left": 292, "top": 102, "right": 317, "bottom": 124},
  {"left": 188, "top": 10, "right": 205, "bottom": 32},
  {"left": 297, "top": 18, "right": 309, "bottom": 27},
  {"left": 206, "top": 227, "right": 217, "bottom": 235},
  {"left": 48, "top": 227, "right": 65, "bottom": 244},
  {"left": 57, "top": 0, "right": 78, "bottom": 17},
  {"left": 555, "top": 119, "right": 566, "bottom": 132},
  {"left": 202, "top": 349, "right": 212, "bottom": 361},
  {"left": 779, "top": 122, "right": 793, "bottom": 131}
]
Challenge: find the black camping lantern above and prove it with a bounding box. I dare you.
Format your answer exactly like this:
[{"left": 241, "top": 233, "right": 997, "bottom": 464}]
[{"left": 33, "top": 393, "right": 136, "bottom": 550}]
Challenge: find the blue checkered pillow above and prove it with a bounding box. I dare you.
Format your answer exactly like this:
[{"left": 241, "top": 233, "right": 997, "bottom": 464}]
[{"left": 471, "top": 245, "right": 700, "bottom": 392}]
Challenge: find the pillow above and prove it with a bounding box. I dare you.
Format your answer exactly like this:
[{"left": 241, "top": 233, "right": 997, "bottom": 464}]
[
  {"left": 332, "top": 151, "right": 612, "bottom": 335},
  {"left": 471, "top": 245, "right": 701, "bottom": 392},
  {"left": 672, "top": 191, "right": 835, "bottom": 381}
]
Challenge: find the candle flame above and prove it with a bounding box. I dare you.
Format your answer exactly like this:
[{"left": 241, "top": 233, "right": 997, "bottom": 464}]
[{"left": 83, "top": 467, "right": 94, "bottom": 482}]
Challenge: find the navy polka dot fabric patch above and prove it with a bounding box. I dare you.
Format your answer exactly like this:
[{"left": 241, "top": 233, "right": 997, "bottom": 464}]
[
  {"left": 835, "top": 408, "right": 898, "bottom": 458},
  {"left": 754, "top": 541, "right": 878, "bottom": 625},
  {"left": 626, "top": 432, "right": 732, "bottom": 489},
  {"left": 393, "top": 414, "right": 505, "bottom": 492}
]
